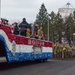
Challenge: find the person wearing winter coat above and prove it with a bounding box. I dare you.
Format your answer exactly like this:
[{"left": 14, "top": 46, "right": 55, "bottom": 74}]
[{"left": 19, "top": 18, "right": 28, "bottom": 36}]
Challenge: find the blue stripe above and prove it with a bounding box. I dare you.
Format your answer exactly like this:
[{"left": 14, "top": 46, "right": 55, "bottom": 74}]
[{"left": 6, "top": 51, "right": 52, "bottom": 63}]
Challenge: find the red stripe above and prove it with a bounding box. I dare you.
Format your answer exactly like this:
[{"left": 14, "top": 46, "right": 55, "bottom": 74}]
[{"left": 0, "top": 25, "right": 52, "bottom": 47}]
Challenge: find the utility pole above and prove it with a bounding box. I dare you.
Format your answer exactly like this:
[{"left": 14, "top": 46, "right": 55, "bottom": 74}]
[
  {"left": 47, "top": 19, "right": 49, "bottom": 41},
  {"left": 73, "top": 33, "right": 75, "bottom": 45},
  {"left": 47, "top": 14, "right": 51, "bottom": 41}
]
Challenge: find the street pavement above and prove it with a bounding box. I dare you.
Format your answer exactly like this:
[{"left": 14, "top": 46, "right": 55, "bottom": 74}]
[
  {"left": 0, "top": 59, "right": 75, "bottom": 75},
  {"left": 0, "top": 57, "right": 7, "bottom": 62}
]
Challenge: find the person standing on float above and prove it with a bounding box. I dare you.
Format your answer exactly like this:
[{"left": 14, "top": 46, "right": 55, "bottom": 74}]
[{"left": 19, "top": 18, "right": 29, "bottom": 36}]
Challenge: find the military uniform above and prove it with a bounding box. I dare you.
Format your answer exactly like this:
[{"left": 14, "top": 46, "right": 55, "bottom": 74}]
[{"left": 62, "top": 46, "right": 66, "bottom": 59}]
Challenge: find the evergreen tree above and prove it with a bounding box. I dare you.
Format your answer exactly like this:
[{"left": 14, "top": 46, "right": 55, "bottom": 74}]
[
  {"left": 49, "top": 12, "right": 64, "bottom": 43},
  {"left": 55, "top": 12, "right": 64, "bottom": 43},
  {"left": 49, "top": 11, "right": 56, "bottom": 42},
  {"left": 72, "top": 11, "right": 75, "bottom": 45},
  {"left": 65, "top": 14, "right": 74, "bottom": 44},
  {"left": 36, "top": 3, "right": 48, "bottom": 25},
  {"left": 36, "top": 3, "right": 48, "bottom": 39},
  {"left": 72, "top": 11, "right": 75, "bottom": 33}
]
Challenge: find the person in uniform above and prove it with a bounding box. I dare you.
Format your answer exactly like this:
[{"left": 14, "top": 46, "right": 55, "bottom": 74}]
[
  {"left": 26, "top": 28, "right": 31, "bottom": 37},
  {"left": 19, "top": 18, "right": 28, "bottom": 36},
  {"left": 53, "top": 43, "right": 57, "bottom": 58},
  {"left": 62, "top": 44, "right": 66, "bottom": 60},
  {"left": 1, "top": 18, "right": 9, "bottom": 25},
  {"left": 13, "top": 23, "right": 19, "bottom": 35},
  {"left": 5, "top": 20, "right": 9, "bottom": 26},
  {"left": 38, "top": 26, "right": 43, "bottom": 40}
]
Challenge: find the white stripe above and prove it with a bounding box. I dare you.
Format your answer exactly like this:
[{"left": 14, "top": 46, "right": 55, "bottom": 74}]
[
  {"left": 15, "top": 45, "right": 52, "bottom": 53},
  {"left": 42, "top": 47, "right": 52, "bottom": 52},
  {"left": 16, "top": 45, "right": 33, "bottom": 52},
  {"left": 0, "top": 30, "right": 11, "bottom": 49}
]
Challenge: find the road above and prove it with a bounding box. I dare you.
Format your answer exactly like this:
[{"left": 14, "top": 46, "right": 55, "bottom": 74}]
[{"left": 0, "top": 58, "right": 75, "bottom": 75}]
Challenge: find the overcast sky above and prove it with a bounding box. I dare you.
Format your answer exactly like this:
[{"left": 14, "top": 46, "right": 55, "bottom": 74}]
[{"left": 1, "top": 0, "right": 75, "bottom": 24}]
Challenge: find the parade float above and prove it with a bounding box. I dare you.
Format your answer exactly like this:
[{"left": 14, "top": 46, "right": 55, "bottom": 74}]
[{"left": 0, "top": 24, "right": 52, "bottom": 63}]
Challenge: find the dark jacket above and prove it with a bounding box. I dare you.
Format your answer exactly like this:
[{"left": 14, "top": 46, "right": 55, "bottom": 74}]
[{"left": 19, "top": 21, "right": 31, "bottom": 36}]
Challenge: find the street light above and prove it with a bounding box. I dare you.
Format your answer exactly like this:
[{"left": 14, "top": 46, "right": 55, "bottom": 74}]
[{"left": 47, "top": 14, "right": 51, "bottom": 41}]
